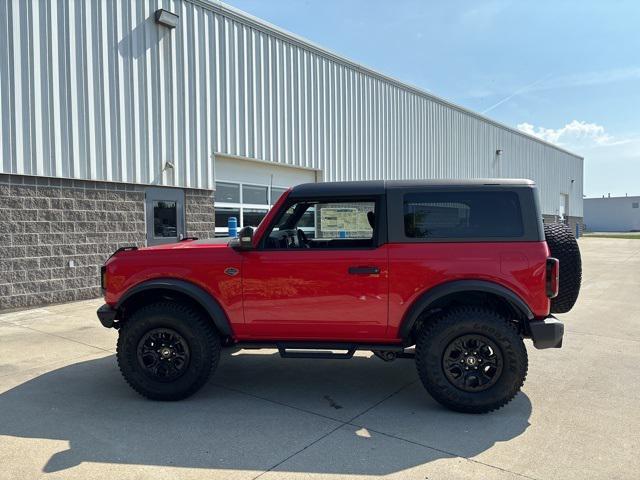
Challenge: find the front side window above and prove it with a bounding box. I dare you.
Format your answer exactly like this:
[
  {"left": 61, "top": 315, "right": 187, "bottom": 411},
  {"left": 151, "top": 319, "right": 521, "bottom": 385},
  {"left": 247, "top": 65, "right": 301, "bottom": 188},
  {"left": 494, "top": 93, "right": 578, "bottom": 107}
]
[
  {"left": 267, "top": 200, "right": 376, "bottom": 249},
  {"left": 404, "top": 191, "right": 523, "bottom": 239}
]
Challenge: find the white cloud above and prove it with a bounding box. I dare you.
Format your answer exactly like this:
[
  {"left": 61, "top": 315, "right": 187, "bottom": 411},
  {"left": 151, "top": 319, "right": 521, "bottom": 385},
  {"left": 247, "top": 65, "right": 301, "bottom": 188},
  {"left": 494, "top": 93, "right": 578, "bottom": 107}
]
[
  {"left": 517, "top": 120, "right": 615, "bottom": 147},
  {"left": 516, "top": 121, "right": 640, "bottom": 196}
]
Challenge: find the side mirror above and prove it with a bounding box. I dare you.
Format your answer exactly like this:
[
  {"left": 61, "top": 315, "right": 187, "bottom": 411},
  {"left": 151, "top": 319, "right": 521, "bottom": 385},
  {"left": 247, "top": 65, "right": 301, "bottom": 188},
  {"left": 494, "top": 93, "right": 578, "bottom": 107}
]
[{"left": 230, "top": 226, "right": 254, "bottom": 251}]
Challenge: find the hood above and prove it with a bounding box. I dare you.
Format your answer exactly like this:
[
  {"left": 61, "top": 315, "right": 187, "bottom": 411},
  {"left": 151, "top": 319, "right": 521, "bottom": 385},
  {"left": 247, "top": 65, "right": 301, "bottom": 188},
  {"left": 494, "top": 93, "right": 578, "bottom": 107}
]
[{"left": 140, "top": 237, "right": 231, "bottom": 251}]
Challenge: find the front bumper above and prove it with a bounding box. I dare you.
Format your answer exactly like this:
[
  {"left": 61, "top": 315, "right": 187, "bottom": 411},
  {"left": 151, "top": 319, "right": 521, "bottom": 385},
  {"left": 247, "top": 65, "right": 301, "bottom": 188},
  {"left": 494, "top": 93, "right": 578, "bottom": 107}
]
[
  {"left": 97, "top": 304, "right": 117, "bottom": 328},
  {"left": 528, "top": 315, "right": 564, "bottom": 349}
]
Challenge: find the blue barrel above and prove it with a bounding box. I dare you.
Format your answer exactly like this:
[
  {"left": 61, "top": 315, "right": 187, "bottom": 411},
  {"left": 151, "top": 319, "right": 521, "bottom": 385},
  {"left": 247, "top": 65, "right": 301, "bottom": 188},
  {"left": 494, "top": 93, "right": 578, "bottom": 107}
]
[{"left": 228, "top": 217, "right": 238, "bottom": 237}]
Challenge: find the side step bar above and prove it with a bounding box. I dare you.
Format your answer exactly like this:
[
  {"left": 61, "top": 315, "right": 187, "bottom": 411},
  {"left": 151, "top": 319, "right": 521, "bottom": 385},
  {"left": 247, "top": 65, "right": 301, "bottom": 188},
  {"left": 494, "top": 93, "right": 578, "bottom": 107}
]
[
  {"left": 235, "top": 341, "right": 412, "bottom": 361},
  {"left": 278, "top": 346, "right": 357, "bottom": 359}
]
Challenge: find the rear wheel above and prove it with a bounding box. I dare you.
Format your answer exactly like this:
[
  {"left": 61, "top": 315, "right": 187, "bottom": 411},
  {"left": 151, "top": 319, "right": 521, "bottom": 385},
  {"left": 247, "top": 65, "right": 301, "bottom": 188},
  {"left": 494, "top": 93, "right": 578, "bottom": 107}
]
[
  {"left": 415, "top": 306, "right": 527, "bottom": 413},
  {"left": 116, "top": 301, "right": 220, "bottom": 400}
]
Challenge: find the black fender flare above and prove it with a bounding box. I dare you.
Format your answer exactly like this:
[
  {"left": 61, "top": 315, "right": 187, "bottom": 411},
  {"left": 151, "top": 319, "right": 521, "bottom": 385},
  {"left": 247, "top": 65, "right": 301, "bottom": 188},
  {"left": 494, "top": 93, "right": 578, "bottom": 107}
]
[
  {"left": 398, "top": 280, "right": 534, "bottom": 340},
  {"left": 116, "top": 278, "right": 233, "bottom": 337}
]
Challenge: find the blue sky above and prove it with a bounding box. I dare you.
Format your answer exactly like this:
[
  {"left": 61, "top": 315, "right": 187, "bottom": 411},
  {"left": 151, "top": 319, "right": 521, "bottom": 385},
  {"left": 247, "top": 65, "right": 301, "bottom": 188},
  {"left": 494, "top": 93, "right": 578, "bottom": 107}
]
[{"left": 224, "top": 0, "right": 640, "bottom": 198}]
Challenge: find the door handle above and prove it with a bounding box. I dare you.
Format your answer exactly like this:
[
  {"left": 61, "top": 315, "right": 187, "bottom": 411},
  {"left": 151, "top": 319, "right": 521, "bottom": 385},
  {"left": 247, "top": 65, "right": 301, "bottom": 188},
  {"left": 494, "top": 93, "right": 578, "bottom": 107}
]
[{"left": 348, "top": 266, "right": 380, "bottom": 275}]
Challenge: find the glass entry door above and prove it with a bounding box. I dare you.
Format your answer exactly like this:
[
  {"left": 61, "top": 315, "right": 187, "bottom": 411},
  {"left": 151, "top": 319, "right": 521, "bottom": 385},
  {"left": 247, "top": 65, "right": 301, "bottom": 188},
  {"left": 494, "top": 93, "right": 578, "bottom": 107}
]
[
  {"left": 559, "top": 193, "right": 569, "bottom": 224},
  {"left": 145, "top": 187, "right": 185, "bottom": 245}
]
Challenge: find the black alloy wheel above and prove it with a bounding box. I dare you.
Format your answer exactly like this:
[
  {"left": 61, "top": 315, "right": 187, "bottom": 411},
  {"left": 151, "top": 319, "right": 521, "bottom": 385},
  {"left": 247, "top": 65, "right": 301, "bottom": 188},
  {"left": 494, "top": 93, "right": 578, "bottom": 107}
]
[
  {"left": 442, "top": 334, "right": 503, "bottom": 392},
  {"left": 415, "top": 306, "right": 528, "bottom": 413},
  {"left": 117, "top": 301, "right": 221, "bottom": 400},
  {"left": 137, "top": 328, "right": 191, "bottom": 382}
]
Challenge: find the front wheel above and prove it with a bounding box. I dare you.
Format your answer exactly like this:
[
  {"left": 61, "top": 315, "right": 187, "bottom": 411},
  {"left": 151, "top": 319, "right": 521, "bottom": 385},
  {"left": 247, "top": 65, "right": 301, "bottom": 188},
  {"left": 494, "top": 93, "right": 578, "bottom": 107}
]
[
  {"left": 415, "top": 306, "right": 528, "bottom": 413},
  {"left": 116, "top": 301, "right": 221, "bottom": 400}
]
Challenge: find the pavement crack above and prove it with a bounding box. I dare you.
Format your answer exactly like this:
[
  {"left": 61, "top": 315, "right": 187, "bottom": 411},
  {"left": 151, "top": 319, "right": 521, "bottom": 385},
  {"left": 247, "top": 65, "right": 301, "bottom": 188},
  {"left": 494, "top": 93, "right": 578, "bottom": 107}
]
[
  {"left": 345, "top": 423, "right": 542, "bottom": 480},
  {"left": 348, "top": 380, "right": 418, "bottom": 423},
  {"left": 250, "top": 422, "right": 346, "bottom": 480},
  {"left": 0, "top": 352, "right": 110, "bottom": 379},
  {"left": 240, "top": 376, "right": 539, "bottom": 480},
  {"left": 223, "top": 380, "right": 418, "bottom": 480},
  {"left": 4, "top": 323, "right": 115, "bottom": 354},
  {"left": 212, "top": 383, "right": 345, "bottom": 423}
]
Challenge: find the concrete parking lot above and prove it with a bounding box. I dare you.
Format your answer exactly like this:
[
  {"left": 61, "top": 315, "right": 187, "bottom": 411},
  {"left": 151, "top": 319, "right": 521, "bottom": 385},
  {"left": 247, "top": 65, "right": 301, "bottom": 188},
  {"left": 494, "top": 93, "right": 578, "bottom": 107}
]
[{"left": 1, "top": 237, "right": 639, "bottom": 480}]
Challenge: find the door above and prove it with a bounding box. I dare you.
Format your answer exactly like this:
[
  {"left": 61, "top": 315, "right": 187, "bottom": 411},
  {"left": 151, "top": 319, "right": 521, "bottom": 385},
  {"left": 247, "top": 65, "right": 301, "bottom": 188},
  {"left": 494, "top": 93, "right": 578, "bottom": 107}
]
[
  {"left": 559, "top": 193, "right": 569, "bottom": 224},
  {"left": 145, "top": 187, "right": 185, "bottom": 246},
  {"left": 241, "top": 198, "right": 389, "bottom": 341}
]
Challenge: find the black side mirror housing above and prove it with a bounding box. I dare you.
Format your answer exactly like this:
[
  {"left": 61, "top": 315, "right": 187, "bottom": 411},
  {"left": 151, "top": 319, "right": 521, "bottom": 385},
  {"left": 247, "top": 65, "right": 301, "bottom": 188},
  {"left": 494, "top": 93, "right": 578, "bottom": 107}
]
[{"left": 230, "top": 226, "right": 254, "bottom": 251}]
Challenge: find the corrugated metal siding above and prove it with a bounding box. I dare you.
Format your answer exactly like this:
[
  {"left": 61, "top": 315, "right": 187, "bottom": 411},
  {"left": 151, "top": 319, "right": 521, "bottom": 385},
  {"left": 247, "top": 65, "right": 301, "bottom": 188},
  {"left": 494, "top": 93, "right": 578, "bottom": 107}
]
[{"left": 0, "top": 0, "right": 583, "bottom": 216}]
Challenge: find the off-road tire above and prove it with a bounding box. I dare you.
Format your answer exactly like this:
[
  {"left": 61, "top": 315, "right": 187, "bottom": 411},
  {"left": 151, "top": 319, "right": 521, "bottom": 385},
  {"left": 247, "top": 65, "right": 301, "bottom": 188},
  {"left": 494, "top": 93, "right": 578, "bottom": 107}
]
[
  {"left": 415, "top": 306, "right": 528, "bottom": 413},
  {"left": 116, "top": 301, "right": 221, "bottom": 400},
  {"left": 544, "top": 222, "right": 582, "bottom": 313}
]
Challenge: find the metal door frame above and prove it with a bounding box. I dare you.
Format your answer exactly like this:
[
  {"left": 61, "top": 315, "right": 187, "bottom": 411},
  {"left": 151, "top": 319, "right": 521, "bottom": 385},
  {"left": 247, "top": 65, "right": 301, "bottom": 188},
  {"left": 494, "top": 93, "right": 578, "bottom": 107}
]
[
  {"left": 145, "top": 187, "right": 186, "bottom": 245},
  {"left": 559, "top": 193, "right": 569, "bottom": 224}
]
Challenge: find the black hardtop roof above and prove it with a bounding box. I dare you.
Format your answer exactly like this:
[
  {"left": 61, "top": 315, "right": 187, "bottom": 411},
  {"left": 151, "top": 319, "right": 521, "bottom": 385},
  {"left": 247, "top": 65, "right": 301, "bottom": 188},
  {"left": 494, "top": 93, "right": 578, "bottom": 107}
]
[{"left": 289, "top": 179, "right": 535, "bottom": 198}]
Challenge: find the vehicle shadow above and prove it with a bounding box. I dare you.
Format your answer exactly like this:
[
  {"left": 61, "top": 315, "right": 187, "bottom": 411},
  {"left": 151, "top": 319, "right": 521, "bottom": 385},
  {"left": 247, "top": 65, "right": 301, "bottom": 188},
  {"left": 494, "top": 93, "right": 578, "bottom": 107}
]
[{"left": 0, "top": 351, "right": 531, "bottom": 475}]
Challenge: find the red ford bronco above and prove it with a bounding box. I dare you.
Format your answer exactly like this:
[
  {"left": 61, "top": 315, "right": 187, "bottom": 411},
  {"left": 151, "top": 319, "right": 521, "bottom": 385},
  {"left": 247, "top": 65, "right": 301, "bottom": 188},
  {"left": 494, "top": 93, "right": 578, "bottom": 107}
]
[{"left": 97, "top": 179, "right": 581, "bottom": 413}]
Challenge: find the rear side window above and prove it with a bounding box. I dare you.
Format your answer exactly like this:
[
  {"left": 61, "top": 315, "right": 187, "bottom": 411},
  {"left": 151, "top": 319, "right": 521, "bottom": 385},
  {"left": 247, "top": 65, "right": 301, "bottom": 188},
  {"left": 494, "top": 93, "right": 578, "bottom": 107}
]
[{"left": 404, "top": 191, "right": 524, "bottom": 239}]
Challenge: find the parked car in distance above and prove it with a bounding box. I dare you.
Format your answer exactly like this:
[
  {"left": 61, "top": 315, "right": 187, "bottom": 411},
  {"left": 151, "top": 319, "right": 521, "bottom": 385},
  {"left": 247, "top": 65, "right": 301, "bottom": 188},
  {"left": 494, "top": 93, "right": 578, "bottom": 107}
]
[{"left": 98, "top": 179, "right": 581, "bottom": 413}]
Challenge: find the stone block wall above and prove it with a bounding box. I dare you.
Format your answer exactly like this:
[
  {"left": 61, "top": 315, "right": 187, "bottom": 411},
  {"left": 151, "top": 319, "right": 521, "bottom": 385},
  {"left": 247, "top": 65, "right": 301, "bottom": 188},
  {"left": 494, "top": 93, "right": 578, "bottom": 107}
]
[
  {"left": 185, "top": 189, "right": 216, "bottom": 239},
  {"left": 0, "top": 174, "right": 215, "bottom": 311},
  {"left": 542, "top": 214, "right": 584, "bottom": 237}
]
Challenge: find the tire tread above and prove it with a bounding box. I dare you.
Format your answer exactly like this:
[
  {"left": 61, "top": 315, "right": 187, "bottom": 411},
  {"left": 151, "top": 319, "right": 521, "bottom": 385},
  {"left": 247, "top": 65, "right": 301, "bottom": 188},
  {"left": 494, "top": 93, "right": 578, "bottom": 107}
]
[
  {"left": 544, "top": 223, "right": 582, "bottom": 313},
  {"left": 415, "top": 306, "right": 528, "bottom": 414},
  {"left": 116, "top": 301, "right": 220, "bottom": 401}
]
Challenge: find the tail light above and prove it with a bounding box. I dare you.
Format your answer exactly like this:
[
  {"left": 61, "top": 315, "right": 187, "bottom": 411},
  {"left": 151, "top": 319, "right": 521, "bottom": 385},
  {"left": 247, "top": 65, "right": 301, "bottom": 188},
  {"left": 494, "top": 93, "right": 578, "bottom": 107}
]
[{"left": 546, "top": 257, "right": 559, "bottom": 298}]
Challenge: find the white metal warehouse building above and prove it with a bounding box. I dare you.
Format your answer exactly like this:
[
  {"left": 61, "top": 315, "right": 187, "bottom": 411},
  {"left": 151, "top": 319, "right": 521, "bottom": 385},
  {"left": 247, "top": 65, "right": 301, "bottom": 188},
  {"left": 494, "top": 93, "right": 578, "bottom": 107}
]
[
  {"left": 584, "top": 196, "right": 640, "bottom": 232},
  {"left": 0, "top": 0, "right": 583, "bottom": 309}
]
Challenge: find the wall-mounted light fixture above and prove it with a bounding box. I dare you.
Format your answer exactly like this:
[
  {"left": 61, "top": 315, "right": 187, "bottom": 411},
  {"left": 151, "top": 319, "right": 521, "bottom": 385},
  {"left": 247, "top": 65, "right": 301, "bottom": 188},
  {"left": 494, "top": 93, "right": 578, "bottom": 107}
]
[
  {"left": 155, "top": 9, "right": 179, "bottom": 29},
  {"left": 496, "top": 149, "right": 503, "bottom": 156},
  {"left": 163, "top": 161, "right": 175, "bottom": 171}
]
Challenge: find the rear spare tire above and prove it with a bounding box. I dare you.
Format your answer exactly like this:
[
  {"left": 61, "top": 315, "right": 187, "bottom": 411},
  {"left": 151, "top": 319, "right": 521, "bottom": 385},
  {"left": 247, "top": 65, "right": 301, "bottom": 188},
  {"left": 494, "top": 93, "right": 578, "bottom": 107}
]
[{"left": 544, "top": 223, "right": 581, "bottom": 313}]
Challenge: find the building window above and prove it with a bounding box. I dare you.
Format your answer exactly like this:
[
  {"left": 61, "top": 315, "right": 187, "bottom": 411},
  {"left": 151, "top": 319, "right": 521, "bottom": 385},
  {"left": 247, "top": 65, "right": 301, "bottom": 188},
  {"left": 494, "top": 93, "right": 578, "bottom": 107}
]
[
  {"left": 271, "top": 187, "right": 287, "bottom": 204},
  {"left": 153, "top": 201, "right": 178, "bottom": 238},
  {"left": 243, "top": 208, "right": 269, "bottom": 228},
  {"left": 242, "top": 184, "right": 268, "bottom": 205},
  {"left": 215, "top": 180, "right": 290, "bottom": 236},
  {"left": 633, "top": 202, "right": 639, "bottom": 209},
  {"left": 215, "top": 207, "right": 240, "bottom": 231},
  {"left": 216, "top": 182, "right": 240, "bottom": 203}
]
